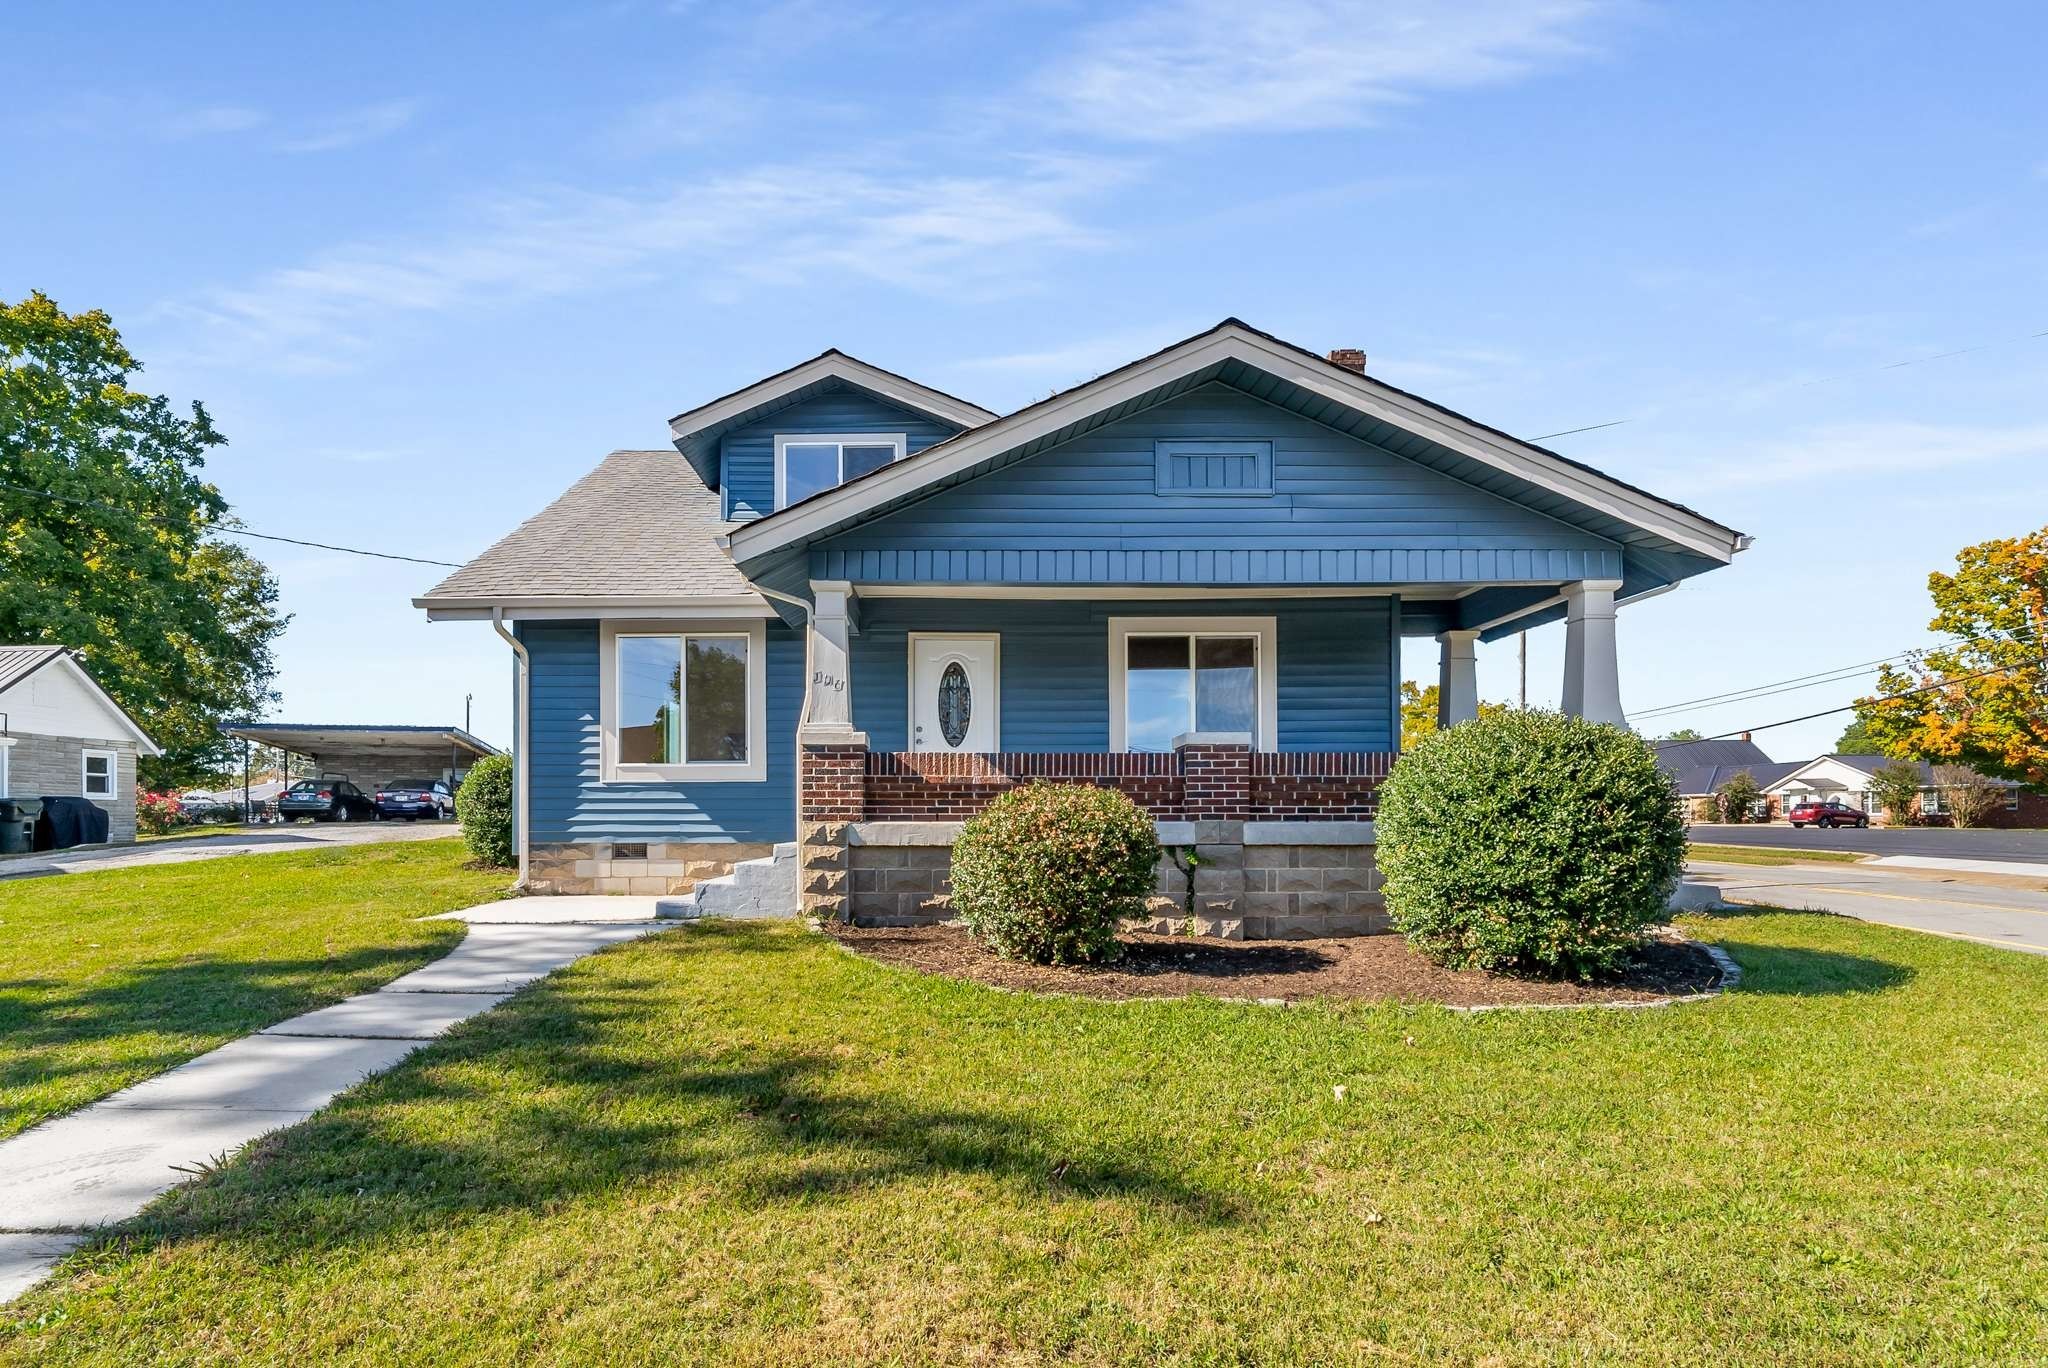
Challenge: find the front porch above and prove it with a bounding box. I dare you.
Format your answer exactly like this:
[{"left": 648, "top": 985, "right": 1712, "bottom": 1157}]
[{"left": 785, "top": 579, "right": 1635, "bottom": 937}]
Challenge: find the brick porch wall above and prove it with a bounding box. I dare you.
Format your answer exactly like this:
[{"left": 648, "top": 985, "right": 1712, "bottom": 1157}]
[{"left": 859, "top": 747, "right": 1392, "bottom": 823}]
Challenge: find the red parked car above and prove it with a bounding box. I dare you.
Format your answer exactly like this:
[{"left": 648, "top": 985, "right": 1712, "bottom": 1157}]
[{"left": 1786, "top": 800, "right": 1869, "bottom": 830}]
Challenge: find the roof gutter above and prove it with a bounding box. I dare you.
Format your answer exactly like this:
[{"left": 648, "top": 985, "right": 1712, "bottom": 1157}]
[
  {"left": 751, "top": 584, "right": 816, "bottom": 733},
  {"left": 490, "top": 607, "right": 531, "bottom": 890}
]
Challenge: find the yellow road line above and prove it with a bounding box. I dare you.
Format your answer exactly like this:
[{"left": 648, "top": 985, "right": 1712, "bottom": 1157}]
[
  {"left": 1847, "top": 918, "right": 2048, "bottom": 955},
  {"left": 1805, "top": 885, "right": 2048, "bottom": 917}
]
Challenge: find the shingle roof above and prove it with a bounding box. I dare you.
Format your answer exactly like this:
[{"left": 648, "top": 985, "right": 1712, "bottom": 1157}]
[
  {"left": 0, "top": 645, "right": 70, "bottom": 694},
  {"left": 416, "top": 451, "right": 758, "bottom": 605},
  {"left": 1652, "top": 737, "right": 1775, "bottom": 776},
  {"left": 1669, "top": 760, "right": 1805, "bottom": 796}
]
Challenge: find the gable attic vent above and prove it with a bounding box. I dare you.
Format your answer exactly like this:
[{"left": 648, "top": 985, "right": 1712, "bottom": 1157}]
[{"left": 1326, "top": 347, "right": 1367, "bottom": 373}]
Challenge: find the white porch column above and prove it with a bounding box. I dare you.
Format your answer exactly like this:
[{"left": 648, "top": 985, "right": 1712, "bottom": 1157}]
[
  {"left": 1560, "top": 579, "right": 1626, "bottom": 726},
  {"left": 799, "top": 580, "right": 864, "bottom": 742},
  {"left": 1435, "top": 629, "right": 1480, "bottom": 727}
]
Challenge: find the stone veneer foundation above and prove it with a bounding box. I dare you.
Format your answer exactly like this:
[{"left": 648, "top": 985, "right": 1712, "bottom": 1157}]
[
  {"left": 526, "top": 841, "right": 775, "bottom": 895},
  {"left": 842, "top": 819, "right": 1385, "bottom": 940}
]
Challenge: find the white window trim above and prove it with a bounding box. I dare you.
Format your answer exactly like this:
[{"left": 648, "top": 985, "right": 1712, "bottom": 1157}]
[
  {"left": 1108, "top": 616, "right": 1278, "bottom": 753},
  {"left": 82, "top": 746, "right": 117, "bottom": 799},
  {"left": 0, "top": 737, "right": 13, "bottom": 799},
  {"left": 773, "top": 432, "right": 907, "bottom": 511},
  {"left": 598, "top": 619, "right": 768, "bottom": 783}
]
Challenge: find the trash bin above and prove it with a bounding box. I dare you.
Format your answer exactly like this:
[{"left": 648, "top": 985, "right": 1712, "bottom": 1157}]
[{"left": 0, "top": 798, "right": 37, "bottom": 855}]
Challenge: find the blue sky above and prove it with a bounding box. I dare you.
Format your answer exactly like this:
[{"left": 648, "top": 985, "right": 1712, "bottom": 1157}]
[{"left": 7, "top": 0, "right": 2045, "bottom": 759}]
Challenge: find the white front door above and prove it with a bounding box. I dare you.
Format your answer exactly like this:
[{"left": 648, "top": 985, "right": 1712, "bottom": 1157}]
[{"left": 909, "top": 634, "right": 999, "bottom": 753}]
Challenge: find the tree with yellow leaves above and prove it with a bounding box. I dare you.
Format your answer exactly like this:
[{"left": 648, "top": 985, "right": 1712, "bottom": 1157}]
[{"left": 1857, "top": 527, "right": 2048, "bottom": 786}]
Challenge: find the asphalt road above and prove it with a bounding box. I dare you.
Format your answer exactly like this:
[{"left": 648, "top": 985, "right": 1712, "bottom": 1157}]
[
  {"left": 1693, "top": 859, "right": 2048, "bottom": 957},
  {"left": 0, "top": 820, "right": 454, "bottom": 880},
  {"left": 1690, "top": 823, "right": 2048, "bottom": 863}
]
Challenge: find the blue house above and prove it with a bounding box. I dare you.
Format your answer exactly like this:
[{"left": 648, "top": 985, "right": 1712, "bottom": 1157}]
[{"left": 418, "top": 321, "right": 1746, "bottom": 937}]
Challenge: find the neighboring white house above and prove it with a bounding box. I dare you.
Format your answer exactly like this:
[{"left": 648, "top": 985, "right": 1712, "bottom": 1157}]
[
  {"left": 1765, "top": 754, "right": 2024, "bottom": 825},
  {"left": 0, "top": 646, "right": 161, "bottom": 844}
]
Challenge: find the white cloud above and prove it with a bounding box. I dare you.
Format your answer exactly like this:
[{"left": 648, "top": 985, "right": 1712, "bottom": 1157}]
[
  {"left": 156, "top": 104, "right": 269, "bottom": 139},
  {"left": 1037, "top": 0, "right": 1613, "bottom": 141},
  {"left": 157, "top": 154, "right": 1130, "bottom": 372},
  {"left": 279, "top": 98, "right": 422, "bottom": 153},
  {"left": 1651, "top": 420, "right": 2048, "bottom": 497}
]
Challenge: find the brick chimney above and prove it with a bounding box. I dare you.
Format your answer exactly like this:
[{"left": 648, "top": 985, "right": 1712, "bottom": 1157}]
[
  {"left": 1739, "top": 731, "right": 1751, "bottom": 742},
  {"left": 1326, "top": 347, "right": 1367, "bottom": 374}
]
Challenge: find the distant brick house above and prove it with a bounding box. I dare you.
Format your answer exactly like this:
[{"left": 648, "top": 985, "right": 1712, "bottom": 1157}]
[
  {"left": 0, "top": 646, "right": 160, "bottom": 844},
  {"left": 1657, "top": 737, "right": 2045, "bottom": 828},
  {"left": 1768, "top": 754, "right": 2044, "bottom": 828}
]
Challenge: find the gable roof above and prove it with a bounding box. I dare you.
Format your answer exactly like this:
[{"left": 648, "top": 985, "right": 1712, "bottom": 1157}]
[
  {"left": 1767, "top": 754, "right": 2020, "bottom": 791},
  {"left": 413, "top": 451, "right": 768, "bottom": 618},
  {"left": 0, "top": 645, "right": 161, "bottom": 754},
  {"left": 0, "top": 645, "right": 68, "bottom": 695},
  {"left": 726, "top": 319, "right": 1750, "bottom": 575},
  {"left": 667, "top": 349, "right": 997, "bottom": 489}
]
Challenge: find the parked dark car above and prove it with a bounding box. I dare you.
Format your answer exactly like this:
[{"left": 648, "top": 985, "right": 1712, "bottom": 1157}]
[
  {"left": 1787, "top": 800, "right": 1870, "bottom": 830},
  {"left": 277, "top": 778, "right": 378, "bottom": 823},
  {"left": 374, "top": 779, "right": 455, "bottom": 821}
]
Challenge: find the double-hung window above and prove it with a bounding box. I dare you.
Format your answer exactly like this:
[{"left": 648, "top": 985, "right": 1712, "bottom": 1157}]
[
  {"left": 82, "top": 748, "right": 116, "bottom": 798},
  {"left": 1109, "top": 617, "right": 1277, "bottom": 752},
  {"left": 605, "top": 621, "right": 767, "bottom": 782},
  {"left": 774, "top": 433, "right": 906, "bottom": 510}
]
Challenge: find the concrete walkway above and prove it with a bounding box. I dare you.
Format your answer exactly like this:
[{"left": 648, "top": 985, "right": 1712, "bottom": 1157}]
[
  {"left": 0, "top": 820, "right": 450, "bottom": 881},
  {"left": 0, "top": 898, "right": 673, "bottom": 1304}
]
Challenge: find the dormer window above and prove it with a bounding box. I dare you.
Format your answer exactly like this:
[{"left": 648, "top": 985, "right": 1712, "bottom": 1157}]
[{"left": 774, "top": 433, "right": 907, "bottom": 510}]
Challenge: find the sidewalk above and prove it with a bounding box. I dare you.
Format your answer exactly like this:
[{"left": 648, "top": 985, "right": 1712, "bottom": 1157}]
[{"left": 0, "top": 898, "right": 674, "bottom": 1303}]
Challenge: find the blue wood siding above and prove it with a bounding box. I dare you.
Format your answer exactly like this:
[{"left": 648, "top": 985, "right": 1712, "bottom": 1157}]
[
  {"left": 851, "top": 596, "right": 1396, "bottom": 752},
  {"left": 722, "top": 391, "right": 960, "bottom": 522},
  {"left": 811, "top": 383, "right": 1623, "bottom": 586},
  {"left": 520, "top": 621, "right": 800, "bottom": 845}
]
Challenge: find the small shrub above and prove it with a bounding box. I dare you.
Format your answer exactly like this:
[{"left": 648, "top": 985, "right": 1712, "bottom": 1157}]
[
  {"left": 1714, "top": 769, "right": 1762, "bottom": 823},
  {"left": 136, "top": 790, "right": 187, "bottom": 836},
  {"left": 950, "top": 783, "right": 1159, "bottom": 965},
  {"left": 1375, "top": 710, "right": 1686, "bottom": 979},
  {"left": 1869, "top": 760, "right": 1923, "bottom": 824},
  {"left": 455, "top": 753, "right": 515, "bottom": 868}
]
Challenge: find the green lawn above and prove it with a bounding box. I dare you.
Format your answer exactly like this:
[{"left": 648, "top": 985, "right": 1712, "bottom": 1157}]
[
  {"left": 8, "top": 911, "right": 2048, "bottom": 1364},
  {"left": 0, "top": 839, "right": 507, "bottom": 1140},
  {"left": 1689, "top": 842, "right": 1868, "bottom": 866}
]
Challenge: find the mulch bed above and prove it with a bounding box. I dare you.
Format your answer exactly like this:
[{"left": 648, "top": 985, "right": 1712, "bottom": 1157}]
[{"left": 824, "top": 923, "right": 1723, "bottom": 1008}]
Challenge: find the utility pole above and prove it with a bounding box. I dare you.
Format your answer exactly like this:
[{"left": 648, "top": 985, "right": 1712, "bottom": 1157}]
[
  {"left": 1518, "top": 633, "right": 1527, "bottom": 709},
  {"left": 465, "top": 693, "right": 473, "bottom": 732}
]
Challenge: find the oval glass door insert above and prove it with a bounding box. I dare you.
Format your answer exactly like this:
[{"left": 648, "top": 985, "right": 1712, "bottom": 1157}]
[{"left": 937, "top": 660, "right": 972, "bottom": 747}]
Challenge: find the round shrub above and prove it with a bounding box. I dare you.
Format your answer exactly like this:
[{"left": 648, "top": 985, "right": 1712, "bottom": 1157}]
[
  {"left": 1375, "top": 710, "right": 1685, "bottom": 979},
  {"left": 455, "top": 753, "right": 515, "bottom": 868},
  {"left": 950, "top": 782, "right": 1160, "bottom": 965}
]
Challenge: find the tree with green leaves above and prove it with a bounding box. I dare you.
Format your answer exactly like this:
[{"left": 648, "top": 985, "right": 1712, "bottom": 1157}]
[
  {"left": 1857, "top": 527, "right": 2048, "bottom": 786},
  {"left": 1834, "top": 716, "right": 1882, "bottom": 755},
  {"left": 1714, "top": 769, "right": 1762, "bottom": 823},
  {"left": 1868, "top": 761, "right": 1923, "bottom": 825},
  {"left": 1399, "top": 680, "right": 1510, "bottom": 751},
  {"left": 1658, "top": 727, "right": 1704, "bottom": 742},
  {"left": 1, "top": 292, "right": 286, "bottom": 786}
]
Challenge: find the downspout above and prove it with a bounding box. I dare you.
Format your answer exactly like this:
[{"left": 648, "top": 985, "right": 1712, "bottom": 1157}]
[
  {"left": 753, "top": 584, "right": 817, "bottom": 838},
  {"left": 490, "top": 607, "right": 531, "bottom": 888},
  {"left": 752, "top": 584, "right": 815, "bottom": 731}
]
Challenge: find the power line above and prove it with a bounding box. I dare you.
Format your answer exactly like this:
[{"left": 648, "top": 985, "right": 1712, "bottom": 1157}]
[
  {"left": 0, "top": 478, "right": 464, "bottom": 568},
  {"left": 1634, "top": 622, "right": 2044, "bottom": 722},
  {"left": 1528, "top": 325, "right": 2048, "bottom": 444},
  {"left": 1703, "top": 655, "right": 2044, "bottom": 740}
]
